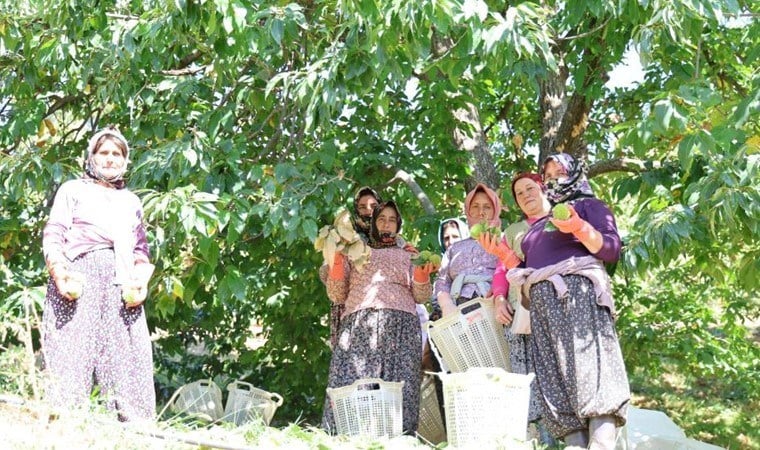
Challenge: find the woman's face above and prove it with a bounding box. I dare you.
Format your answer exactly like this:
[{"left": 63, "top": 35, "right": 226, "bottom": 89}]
[
  {"left": 375, "top": 206, "right": 398, "bottom": 234},
  {"left": 91, "top": 138, "right": 126, "bottom": 179},
  {"left": 542, "top": 159, "right": 567, "bottom": 183},
  {"left": 468, "top": 191, "right": 495, "bottom": 222},
  {"left": 442, "top": 223, "right": 462, "bottom": 250},
  {"left": 357, "top": 194, "right": 379, "bottom": 218},
  {"left": 514, "top": 178, "right": 550, "bottom": 218}
]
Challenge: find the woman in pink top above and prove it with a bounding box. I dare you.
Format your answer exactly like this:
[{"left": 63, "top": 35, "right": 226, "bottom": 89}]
[
  {"left": 41, "top": 127, "right": 155, "bottom": 421},
  {"left": 484, "top": 173, "right": 554, "bottom": 444},
  {"left": 321, "top": 201, "right": 438, "bottom": 434}
]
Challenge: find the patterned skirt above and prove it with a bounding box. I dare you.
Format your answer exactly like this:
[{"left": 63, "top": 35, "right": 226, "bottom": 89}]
[
  {"left": 41, "top": 249, "right": 155, "bottom": 420},
  {"left": 529, "top": 275, "right": 629, "bottom": 438},
  {"left": 322, "top": 308, "right": 422, "bottom": 434}
]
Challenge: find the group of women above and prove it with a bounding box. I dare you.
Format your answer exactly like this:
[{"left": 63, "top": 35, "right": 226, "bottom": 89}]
[
  {"left": 40, "top": 127, "right": 628, "bottom": 448},
  {"left": 320, "top": 154, "right": 629, "bottom": 449}
]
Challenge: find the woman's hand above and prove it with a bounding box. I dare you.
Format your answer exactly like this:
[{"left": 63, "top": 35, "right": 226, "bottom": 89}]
[
  {"left": 413, "top": 261, "right": 439, "bottom": 283},
  {"left": 477, "top": 232, "right": 521, "bottom": 269},
  {"left": 50, "top": 263, "right": 83, "bottom": 301},
  {"left": 494, "top": 295, "right": 514, "bottom": 325},
  {"left": 122, "top": 282, "right": 147, "bottom": 307}
]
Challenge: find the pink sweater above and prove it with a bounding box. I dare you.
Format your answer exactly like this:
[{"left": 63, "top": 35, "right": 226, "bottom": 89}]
[
  {"left": 326, "top": 246, "right": 432, "bottom": 318},
  {"left": 43, "top": 179, "right": 150, "bottom": 283}
]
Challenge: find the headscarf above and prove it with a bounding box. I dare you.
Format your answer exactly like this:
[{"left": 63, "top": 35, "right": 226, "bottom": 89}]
[
  {"left": 464, "top": 183, "right": 502, "bottom": 229},
  {"left": 84, "top": 126, "right": 130, "bottom": 189},
  {"left": 511, "top": 172, "right": 547, "bottom": 219},
  {"left": 438, "top": 217, "right": 470, "bottom": 254},
  {"left": 368, "top": 201, "right": 402, "bottom": 249},
  {"left": 352, "top": 186, "right": 382, "bottom": 239},
  {"left": 541, "top": 153, "right": 595, "bottom": 204}
]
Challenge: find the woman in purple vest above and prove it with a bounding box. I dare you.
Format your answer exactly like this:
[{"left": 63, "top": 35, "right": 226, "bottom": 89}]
[
  {"left": 500, "top": 154, "right": 630, "bottom": 449},
  {"left": 41, "top": 127, "right": 155, "bottom": 421}
]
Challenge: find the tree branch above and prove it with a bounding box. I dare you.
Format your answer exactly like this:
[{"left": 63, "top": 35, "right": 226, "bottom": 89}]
[
  {"left": 387, "top": 169, "right": 437, "bottom": 215},
  {"left": 588, "top": 157, "right": 662, "bottom": 177},
  {"left": 46, "top": 94, "right": 83, "bottom": 116},
  {"left": 159, "top": 66, "right": 207, "bottom": 76}
]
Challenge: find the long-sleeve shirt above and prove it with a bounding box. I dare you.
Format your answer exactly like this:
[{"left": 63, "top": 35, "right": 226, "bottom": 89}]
[
  {"left": 42, "top": 179, "right": 150, "bottom": 283},
  {"left": 491, "top": 219, "right": 531, "bottom": 299},
  {"left": 434, "top": 238, "right": 498, "bottom": 301},
  {"left": 521, "top": 197, "right": 621, "bottom": 269},
  {"left": 326, "top": 246, "right": 431, "bottom": 318}
]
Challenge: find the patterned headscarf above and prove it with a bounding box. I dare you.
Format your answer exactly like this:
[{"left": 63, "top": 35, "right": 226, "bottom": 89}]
[
  {"left": 541, "top": 153, "right": 595, "bottom": 204},
  {"left": 352, "top": 186, "right": 382, "bottom": 239},
  {"left": 84, "top": 126, "right": 130, "bottom": 189},
  {"left": 464, "top": 183, "right": 502, "bottom": 229},
  {"left": 368, "top": 201, "right": 403, "bottom": 249},
  {"left": 438, "top": 217, "right": 470, "bottom": 253}
]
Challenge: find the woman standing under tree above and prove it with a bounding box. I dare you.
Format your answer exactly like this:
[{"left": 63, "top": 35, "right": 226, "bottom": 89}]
[
  {"left": 41, "top": 127, "right": 155, "bottom": 421},
  {"left": 480, "top": 172, "right": 554, "bottom": 445},
  {"left": 505, "top": 154, "right": 629, "bottom": 449},
  {"left": 322, "top": 201, "right": 438, "bottom": 434}
]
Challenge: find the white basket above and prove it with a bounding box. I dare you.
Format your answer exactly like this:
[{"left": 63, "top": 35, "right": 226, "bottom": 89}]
[
  {"left": 427, "top": 298, "right": 511, "bottom": 373},
  {"left": 440, "top": 368, "right": 534, "bottom": 448},
  {"left": 417, "top": 374, "right": 446, "bottom": 444},
  {"left": 222, "top": 380, "right": 284, "bottom": 426},
  {"left": 326, "top": 378, "right": 404, "bottom": 438},
  {"left": 170, "top": 379, "right": 224, "bottom": 421}
]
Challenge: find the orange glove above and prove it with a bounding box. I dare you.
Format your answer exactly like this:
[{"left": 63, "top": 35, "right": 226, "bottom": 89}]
[
  {"left": 328, "top": 253, "right": 347, "bottom": 280},
  {"left": 477, "top": 232, "right": 521, "bottom": 269},
  {"left": 550, "top": 205, "right": 598, "bottom": 245},
  {"left": 403, "top": 243, "right": 419, "bottom": 254},
  {"left": 413, "top": 261, "right": 438, "bottom": 283}
]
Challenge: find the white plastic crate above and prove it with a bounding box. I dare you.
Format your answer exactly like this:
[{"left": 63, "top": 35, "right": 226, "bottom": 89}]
[
  {"left": 169, "top": 379, "right": 224, "bottom": 421},
  {"left": 222, "top": 380, "right": 284, "bottom": 426},
  {"left": 427, "top": 298, "right": 511, "bottom": 373},
  {"left": 326, "top": 378, "right": 404, "bottom": 438},
  {"left": 417, "top": 374, "right": 446, "bottom": 444},
  {"left": 440, "top": 368, "right": 534, "bottom": 448}
]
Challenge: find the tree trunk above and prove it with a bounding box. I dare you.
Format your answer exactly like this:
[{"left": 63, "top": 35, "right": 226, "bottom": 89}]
[{"left": 452, "top": 102, "right": 500, "bottom": 192}]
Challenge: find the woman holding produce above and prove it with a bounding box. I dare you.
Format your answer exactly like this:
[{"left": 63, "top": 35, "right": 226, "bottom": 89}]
[{"left": 321, "top": 200, "right": 438, "bottom": 434}]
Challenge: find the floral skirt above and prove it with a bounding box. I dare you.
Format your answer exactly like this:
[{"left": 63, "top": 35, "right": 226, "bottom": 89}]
[
  {"left": 322, "top": 308, "right": 422, "bottom": 434},
  {"left": 529, "top": 275, "right": 629, "bottom": 438},
  {"left": 42, "top": 249, "right": 155, "bottom": 420}
]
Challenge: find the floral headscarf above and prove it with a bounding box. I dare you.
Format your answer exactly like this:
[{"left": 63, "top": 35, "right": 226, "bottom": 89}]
[
  {"left": 352, "top": 186, "right": 382, "bottom": 239},
  {"left": 84, "top": 126, "right": 130, "bottom": 189},
  {"left": 464, "top": 183, "right": 502, "bottom": 229},
  {"left": 541, "top": 153, "right": 595, "bottom": 204},
  {"left": 368, "top": 201, "right": 403, "bottom": 249}
]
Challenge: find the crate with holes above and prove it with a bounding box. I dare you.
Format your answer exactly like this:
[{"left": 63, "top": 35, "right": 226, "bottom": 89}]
[
  {"left": 222, "top": 380, "right": 284, "bottom": 426},
  {"left": 326, "top": 378, "right": 404, "bottom": 438},
  {"left": 439, "top": 368, "right": 534, "bottom": 448},
  {"left": 427, "top": 297, "right": 511, "bottom": 373}
]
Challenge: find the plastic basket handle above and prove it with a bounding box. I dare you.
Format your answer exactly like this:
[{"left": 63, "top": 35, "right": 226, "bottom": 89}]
[
  {"left": 227, "top": 380, "right": 253, "bottom": 392},
  {"left": 269, "top": 392, "right": 284, "bottom": 406},
  {"left": 425, "top": 321, "right": 451, "bottom": 373}
]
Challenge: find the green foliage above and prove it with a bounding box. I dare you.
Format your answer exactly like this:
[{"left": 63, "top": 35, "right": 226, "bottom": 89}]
[{"left": 1, "top": 0, "right": 758, "bottom": 445}]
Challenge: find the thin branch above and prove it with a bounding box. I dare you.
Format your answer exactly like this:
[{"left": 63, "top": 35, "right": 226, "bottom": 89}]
[
  {"left": 588, "top": 157, "right": 662, "bottom": 177},
  {"left": 159, "top": 66, "right": 207, "bottom": 76},
  {"left": 46, "top": 94, "right": 83, "bottom": 116},
  {"left": 387, "top": 169, "right": 437, "bottom": 215},
  {"left": 484, "top": 98, "right": 514, "bottom": 135},
  {"left": 557, "top": 17, "right": 612, "bottom": 42}
]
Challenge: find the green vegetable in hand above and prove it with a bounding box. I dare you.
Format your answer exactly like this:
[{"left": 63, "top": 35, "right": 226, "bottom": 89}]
[
  {"left": 552, "top": 203, "right": 571, "bottom": 220},
  {"left": 469, "top": 221, "right": 487, "bottom": 239},
  {"left": 412, "top": 250, "right": 442, "bottom": 266}
]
